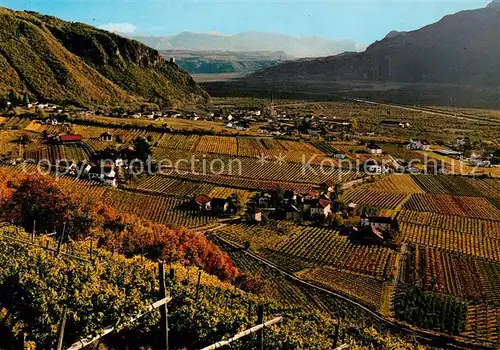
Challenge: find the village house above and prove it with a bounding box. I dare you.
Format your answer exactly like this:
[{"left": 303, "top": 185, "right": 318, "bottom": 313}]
[
  {"left": 359, "top": 213, "right": 397, "bottom": 236},
  {"left": 99, "top": 132, "right": 114, "bottom": 141},
  {"left": 310, "top": 198, "right": 332, "bottom": 218},
  {"left": 406, "top": 139, "right": 430, "bottom": 151},
  {"left": 193, "top": 194, "right": 212, "bottom": 211}
]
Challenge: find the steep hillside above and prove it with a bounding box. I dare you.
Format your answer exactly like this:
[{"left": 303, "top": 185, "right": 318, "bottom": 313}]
[
  {"left": 0, "top": 7, "right": 209, "bottom": 108},
  {"left": 249, "top": 2, "right": 500, "bottom": 99}
]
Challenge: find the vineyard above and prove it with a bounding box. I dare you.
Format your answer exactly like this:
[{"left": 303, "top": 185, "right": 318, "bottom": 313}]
[
  {"left": 0, "top": 130, "right": 23, "bottom": 157},
  {"left": 23, "top": 144, "right": 88, "bottom": 164},
  {"left": 411, "top": 175, "right": 500, "bottom": 197},
  {"left": 397, "top": 210, "right": 500, "bottom": 237},
  {"left": 152, "top": 149, "right": 360, "bottom": 187},
  {"left": 397, "top": 223, "right": 500, "bottom": 260},
  {"left": 0, "top": 117, "right": 31, "bottom": 130},
  {"left": 341, "top": 188, "right": 409, "bottom": 209},
  {"left": 24, "top": 120, "right": 69, "bottom": 135},
  {"left": 397, "top": 245, "right": 500, "bottom": 343},
  {"left": 210, "top": 236, "right": 388, "bottom": 327},
  {"left": 279, "top": 226, "right": 396, "bottom": 279},
  {"left": 153, "top": 134, "right": 335, "bottom": 165},
  {"left": 399, "top": 245, "right": 500, "bottom": 302},
  {"left": 403, "top": 193, "right": 500, "bottom": 220},
  {"left": 296, "top": 267, "right": 386, "bottom": 311},
  {"left": 104, "top": 189, "right": 218, "bottom": 229},
  {"left": 72, "top": 125, "right": 163, "bottom": 143},
  {"left": 369, "top": 175, "right": 424, "bottom": 194}
]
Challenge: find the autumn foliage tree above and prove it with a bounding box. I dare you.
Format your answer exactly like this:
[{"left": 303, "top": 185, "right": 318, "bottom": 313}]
[{"left": 0, "top": 175, "right": 238, "bottom": 281}]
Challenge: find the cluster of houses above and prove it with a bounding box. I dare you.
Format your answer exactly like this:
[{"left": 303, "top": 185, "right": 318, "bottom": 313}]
[
  {"left": 245, "top": 183, "right": 346, "bottom": 223},
  {"left": 189, "top": 194, "right": 240, "bottom": 217},
  {"left": 244, "top": 185, "right": 397, "bottom": 245}
]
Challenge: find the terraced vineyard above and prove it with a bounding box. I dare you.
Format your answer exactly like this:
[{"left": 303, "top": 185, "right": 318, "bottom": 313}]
[
  {"left": 400, "top": 245, "right": 500, "bottom": 301},
  {"left": 23, "top": 144, "right": 88, "bottom": 163},
  {"left": 24, "top": 120, "right": 69, "bottom": 134},
  {"left": 196, "top": 135, "right": 238, "bottom": 155},
  {"left": 463, "top": 305, "right": 500, "bottom": 344},
  {"left": 156, "top": 134, "right": 201, "bottom": 150},
  {"left": 0, "top": 117, "right": 31, "bottom": 130},
  {"left": 127, "top": 175, "right": 216, "bottom": 197},
  {"left": 0, "top": 130, "right": 23, "bottom": 157},
  {"left": 72, "top": 125, "right": 163, "bottom": 143}
]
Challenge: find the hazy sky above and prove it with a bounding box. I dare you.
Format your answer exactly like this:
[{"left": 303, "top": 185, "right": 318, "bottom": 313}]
[{"left": 0, "top": 0, "right": 490, "bottom": 44}]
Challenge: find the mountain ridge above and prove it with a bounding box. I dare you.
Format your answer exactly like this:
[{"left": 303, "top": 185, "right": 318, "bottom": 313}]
[
  {"left": 0, "top": 7, "right": 209, "bottom": 108},
  {"left": 252, "top": 4, "right": 500, "bottom": 86},
  {"left": 132, "top": 31, "right": 364, "bottom": 58}
]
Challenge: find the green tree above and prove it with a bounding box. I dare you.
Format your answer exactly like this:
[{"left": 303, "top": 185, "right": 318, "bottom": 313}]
[{"left": 133, "top": 137, "right": 152, "bottom": 162}]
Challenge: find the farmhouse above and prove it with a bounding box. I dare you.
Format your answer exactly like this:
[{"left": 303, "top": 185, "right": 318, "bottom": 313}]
[
  {"left": 99, "top": 132, "right": 114, "bottom": 141},
  {"left": 360, "top": 213, "right": 397, "bottom": 236},
  {"left": 310, "top": 199, "right": 332, "bottom": 218},
  {"left": 193, "top": 194, "right": 212, "bottom": 211}
]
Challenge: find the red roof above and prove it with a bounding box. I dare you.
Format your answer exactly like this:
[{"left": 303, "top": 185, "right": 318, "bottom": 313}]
[
  {"left": 60, "top": 134, "right": 82, "bottom": 142},
  {"left": 318, "top": 199, "right": 331, "bottom": 208},
  {"left": 194, "top": 194, "right": 211, "bottom": 206}
]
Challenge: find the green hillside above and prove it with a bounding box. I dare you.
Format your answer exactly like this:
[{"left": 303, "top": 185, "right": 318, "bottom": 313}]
[{"left": 0, "top": 7, "right": 209, "bottom": 108}]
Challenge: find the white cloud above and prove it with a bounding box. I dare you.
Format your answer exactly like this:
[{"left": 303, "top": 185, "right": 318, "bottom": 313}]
[{"left": 98, "top": 23, "right": 137, "bottom": 34}]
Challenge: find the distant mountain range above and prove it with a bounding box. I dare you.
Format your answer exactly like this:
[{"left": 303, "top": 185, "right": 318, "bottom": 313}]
[
  {"left": 159, "top": 50, "right": 291, "bottom": 75},
  {"left": 132, "top": 32, "right": 363, "bottom": 58},
  {"left": 0, "top": 7, "right": 208, "bottom": 108},
  {"left": 254, "top": 2, "right": 500, "bottom": 86},
  {"left": 240, "top": 1, "right": 500, "bottom": 107}
]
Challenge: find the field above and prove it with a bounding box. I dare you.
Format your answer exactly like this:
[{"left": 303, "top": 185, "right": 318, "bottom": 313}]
[
  {"left": 397, "top": 223, "right": 500, "bottom": 260},
  {"left": 412, "top": 175, "right": 500, "bottom": 197},
  {"left": 403, "top": 193, "right": 500, "bottom": 220},
  {"left": 369, "top": 174, "right": 424, "bottom": 194},
  {"left": 24, "top": 144, "right": 88, "bottom": 163},
  {"left": 104, "top": 189, "right": 218, "bottom": 229},
  {"left": 297, "top": 267, "right": 387, "bottom": 311},
  {"left": 341, "top": 188, "right": 409, "bottom": 209},
  {"left": 152, "top": 149, "right": 360, "bottom": 190},
  {"left": 0, "top": 130, "right": 23, "bottom": 158},
  {"left": 398, "top": 210, "right": 500, "bottom": 237},
  {"left": 397, "top": 245, "right": 500, "bottom": 342}
]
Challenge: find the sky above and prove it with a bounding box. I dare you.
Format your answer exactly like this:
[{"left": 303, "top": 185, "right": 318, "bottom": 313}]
[{"left": 0, "top": 0, "right": 491, "bottom": 44}]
